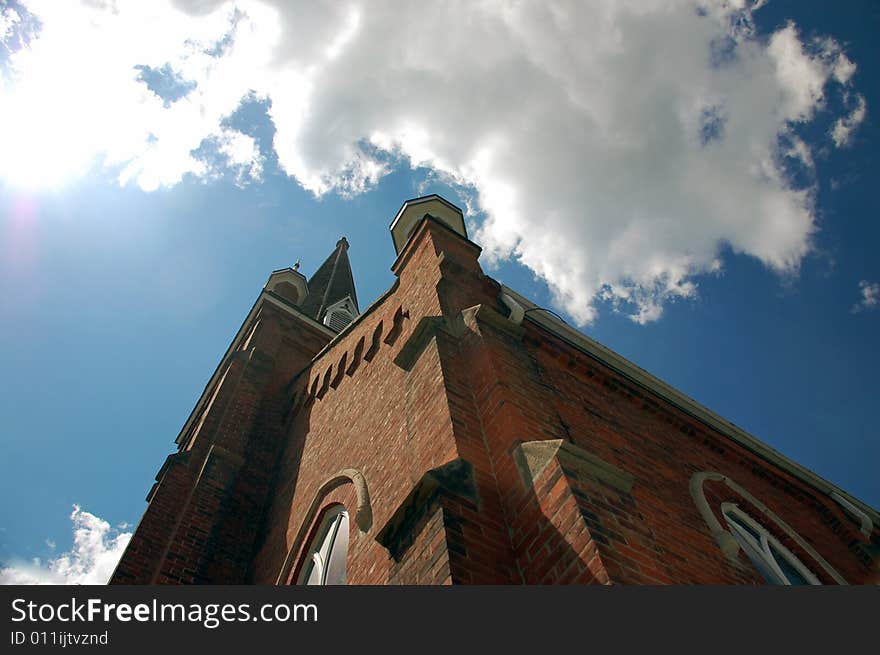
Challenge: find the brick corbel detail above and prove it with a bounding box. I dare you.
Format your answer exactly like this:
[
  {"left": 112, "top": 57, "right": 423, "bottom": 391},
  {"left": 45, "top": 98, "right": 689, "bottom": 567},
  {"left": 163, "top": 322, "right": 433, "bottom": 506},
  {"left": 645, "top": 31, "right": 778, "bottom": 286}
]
[
  {"left": 460, "top": 303, "right": 526, "bottom": 340},
  {"left": 516, "top": 439, "right": 635, "bottom": 494},
  {"left": 511, "top": 439, "right": 639, "bottom": 584},
  {"left": 393, "top": 316, "right": 460, "bottom": 371},
  {"left": 376, "top": 458, "right": 477, "bottom": 560}
]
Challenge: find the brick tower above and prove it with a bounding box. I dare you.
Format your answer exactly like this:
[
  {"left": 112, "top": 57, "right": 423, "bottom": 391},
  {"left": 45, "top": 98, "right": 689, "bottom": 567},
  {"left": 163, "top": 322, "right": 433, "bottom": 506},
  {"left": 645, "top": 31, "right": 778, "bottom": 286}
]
[{"left": 111, "top": 195, "right": 879, "bottom": 585}]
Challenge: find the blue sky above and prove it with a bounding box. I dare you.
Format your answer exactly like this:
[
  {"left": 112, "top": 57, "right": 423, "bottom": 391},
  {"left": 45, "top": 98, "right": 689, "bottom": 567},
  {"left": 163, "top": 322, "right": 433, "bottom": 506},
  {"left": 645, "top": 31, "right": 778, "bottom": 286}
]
[{"left": 0, "top": 0, "right": 877, "bottom": 583}]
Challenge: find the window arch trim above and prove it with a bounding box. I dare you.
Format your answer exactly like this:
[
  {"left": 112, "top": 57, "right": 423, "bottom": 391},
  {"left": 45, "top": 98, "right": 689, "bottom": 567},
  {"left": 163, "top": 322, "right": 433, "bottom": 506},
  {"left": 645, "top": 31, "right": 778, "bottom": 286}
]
[
  {"left": 275, "top": 468, "right": 372, "bottom": 585},
  {"left": 689, "top": 471, "right": 847, "bottom": 584}
]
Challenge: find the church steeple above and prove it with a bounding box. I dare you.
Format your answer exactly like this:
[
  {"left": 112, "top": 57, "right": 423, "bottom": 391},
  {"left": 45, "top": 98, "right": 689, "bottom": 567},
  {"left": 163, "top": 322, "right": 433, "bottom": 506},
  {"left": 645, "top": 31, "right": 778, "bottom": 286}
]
[{"left": 301, "top": 237, "right": 359, "bottom": 331}]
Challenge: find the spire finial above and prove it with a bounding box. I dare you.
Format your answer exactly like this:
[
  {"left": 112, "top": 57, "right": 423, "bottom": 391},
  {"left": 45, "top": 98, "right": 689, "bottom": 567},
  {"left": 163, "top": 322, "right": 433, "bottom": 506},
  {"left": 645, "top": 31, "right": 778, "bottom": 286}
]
[
  {"left": 336, "top": 236, "right": 349, "bottom": 250},
  {"left": 293, "top": 260, "right": 301, "bottom": 272}
]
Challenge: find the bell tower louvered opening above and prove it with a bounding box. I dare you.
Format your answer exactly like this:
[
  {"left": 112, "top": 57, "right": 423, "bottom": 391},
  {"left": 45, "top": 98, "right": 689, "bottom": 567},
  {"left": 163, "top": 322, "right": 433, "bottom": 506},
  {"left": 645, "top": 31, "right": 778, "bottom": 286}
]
[{"left": 322, "top": 296, "right": 357, "bottom": 332}]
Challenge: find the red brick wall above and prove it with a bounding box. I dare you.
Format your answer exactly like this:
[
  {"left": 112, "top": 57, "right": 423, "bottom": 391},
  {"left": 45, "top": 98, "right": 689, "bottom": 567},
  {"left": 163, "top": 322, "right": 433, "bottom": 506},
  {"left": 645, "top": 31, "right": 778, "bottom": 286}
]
[
  {"left": 115, "top": 216, "right": 877, "bottom": 585},
  {"left": 458, "top": 307, "right": 877, "bottom": 584},
  {"left": 248, "top": 219, "right": 519, "bottom": 584}
]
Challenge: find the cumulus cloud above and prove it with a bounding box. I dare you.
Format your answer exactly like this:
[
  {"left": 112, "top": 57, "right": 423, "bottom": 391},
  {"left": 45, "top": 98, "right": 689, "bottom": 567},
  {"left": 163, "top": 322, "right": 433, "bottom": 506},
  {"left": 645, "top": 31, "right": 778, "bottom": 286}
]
[
  {"left": 0, "top": 0, "right": 866, "bottom": 323},
  {"left": 852, "top": 280, "right": 879, "bottom": 314},
  {"left": 0, "top": 0, "right": 272, "bottom": 190},
  {"left": 0, "top": 506, "right": 131, "bottom": 585}
]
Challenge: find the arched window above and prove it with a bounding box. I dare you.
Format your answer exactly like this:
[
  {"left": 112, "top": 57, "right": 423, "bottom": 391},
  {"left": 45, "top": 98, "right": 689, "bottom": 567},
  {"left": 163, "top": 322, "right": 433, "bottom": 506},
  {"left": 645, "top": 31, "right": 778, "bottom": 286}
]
[
  {"left": 297, "top": 506, "right": 349, "bottom": 585},
  {"left": 721, "top": 502, "right": 820, "bottom": 585},
  {"left": 273, "top": 281, "right": 300, "bottom": 304}
]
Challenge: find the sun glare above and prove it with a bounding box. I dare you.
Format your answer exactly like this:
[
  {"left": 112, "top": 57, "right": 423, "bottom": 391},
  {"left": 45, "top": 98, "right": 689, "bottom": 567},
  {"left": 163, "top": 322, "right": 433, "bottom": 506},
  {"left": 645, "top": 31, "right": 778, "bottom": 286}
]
[
  {"left": 0, "top": 79, "right": 90, "bottom": 190},
  {"left": 0, "top": 5, "right": 115, "bottom": 191},
  {"left": 0, "top": 0, "right": 277, "bottom": 193}
]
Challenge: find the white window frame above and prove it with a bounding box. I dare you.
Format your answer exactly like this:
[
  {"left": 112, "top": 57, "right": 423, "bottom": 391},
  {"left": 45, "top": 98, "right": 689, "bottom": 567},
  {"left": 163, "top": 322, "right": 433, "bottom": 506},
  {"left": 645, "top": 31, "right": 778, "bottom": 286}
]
[
  {"left": 721, "top": 502, "right": 820, "bottom": 585},
  {"left": 297, "top": 506, "right": 349, "bottom": 586}
]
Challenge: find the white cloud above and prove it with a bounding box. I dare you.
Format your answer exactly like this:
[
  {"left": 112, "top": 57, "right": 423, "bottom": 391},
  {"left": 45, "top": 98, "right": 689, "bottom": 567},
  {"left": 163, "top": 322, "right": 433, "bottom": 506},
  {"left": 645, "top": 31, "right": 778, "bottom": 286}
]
[
  {"left": 0, "top": 0, "right": 866, "bottom": 324},
  {"left": 0, "top": 0, "right": 276, "bottom": 190},
  {"left": 832, "top": 51, "right": 857, "bottom": 85},
  {"left": 852, "top": 280, "right": 879, "bottom": 314},
  {"left": 187, "top": 127, "right": 264, "bottom": 188},
  {"left": 0, "top": 506, "right": 131, "bottom": 585},
  {"left": 831, "top": 94, "right": 867, "bottom": 148},
  {"left": 0, "top": 5, "right": 21, "bottom": 40},
  {"left": 767, "top": 23, "right": 828, "bottom": 122}
]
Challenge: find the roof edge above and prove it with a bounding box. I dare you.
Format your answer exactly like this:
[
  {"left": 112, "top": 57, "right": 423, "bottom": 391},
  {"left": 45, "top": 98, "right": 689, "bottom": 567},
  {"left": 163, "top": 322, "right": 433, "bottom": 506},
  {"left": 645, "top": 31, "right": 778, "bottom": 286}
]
[
  {"left": 174, "top": 290, "right": 335, "bottom": 445},
  {"left": 500, "top": 285, "right": 880, "bottom": 524}
]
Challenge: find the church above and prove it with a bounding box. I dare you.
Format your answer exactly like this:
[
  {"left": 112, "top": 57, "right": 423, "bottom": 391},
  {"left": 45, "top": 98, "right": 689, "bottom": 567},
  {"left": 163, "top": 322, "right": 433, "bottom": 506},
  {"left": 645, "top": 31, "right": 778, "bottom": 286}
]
[{"left": 110, "top": 195, "right": 878, "bottom": 585}]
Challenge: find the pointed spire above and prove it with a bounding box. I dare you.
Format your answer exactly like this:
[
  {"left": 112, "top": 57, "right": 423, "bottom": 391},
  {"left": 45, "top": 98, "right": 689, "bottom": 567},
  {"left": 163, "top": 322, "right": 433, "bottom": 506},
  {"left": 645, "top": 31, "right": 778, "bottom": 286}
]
[{"left": 301, "top": 237, "right": 359, "bottom": 323}]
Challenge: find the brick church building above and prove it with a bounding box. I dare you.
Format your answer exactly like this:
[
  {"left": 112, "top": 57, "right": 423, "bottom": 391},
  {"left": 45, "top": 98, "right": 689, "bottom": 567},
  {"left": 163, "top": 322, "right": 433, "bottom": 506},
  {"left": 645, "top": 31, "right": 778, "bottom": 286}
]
[{"left": 111, "top": 195, "right": 878, "bottom": 585}]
